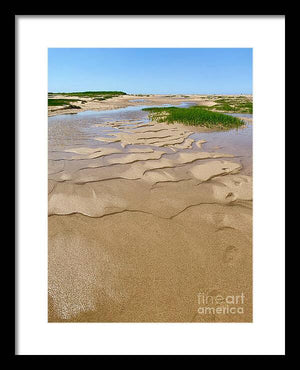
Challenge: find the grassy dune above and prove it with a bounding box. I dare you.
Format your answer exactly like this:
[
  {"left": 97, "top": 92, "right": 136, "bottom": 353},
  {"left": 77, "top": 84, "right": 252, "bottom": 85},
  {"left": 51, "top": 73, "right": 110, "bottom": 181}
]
[
  {"left": 143, "top": 106, "right": 244, "bottom": 128},
  {"left": 48, "top": 99, "right": 81, "bottom": 107},
  {"left": 54, "top": 90, "right": 125, "bottom": 96},
  {"left": 49, "top": 91, "right": 126, "bottom": 99},
  {"left": 48, "top": 91, "right": 127, "bottom": 107},
  {"left": 208, "top": 96, "right": 252, "bottom": 114}
]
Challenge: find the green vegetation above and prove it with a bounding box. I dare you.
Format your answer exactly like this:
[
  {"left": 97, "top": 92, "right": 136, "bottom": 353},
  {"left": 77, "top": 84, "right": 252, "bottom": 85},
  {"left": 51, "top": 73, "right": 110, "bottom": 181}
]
[
  {"left": 143, "top": 106, "right": 244, "bottom": 128},
  {"left": 92, "top": 94, "right": 122, "bottom": 101},
  {"left": 48, "top": 99, "right": 81, "bottom": 106},
  {"left": 48, "top": 91, "right": 127, "bottom": 107},
  {"left": 208, "top": 96, "right": 252, "bottom": 114},
  {"left": 49, "top": 91, "right": 126, "bottom": 98}
]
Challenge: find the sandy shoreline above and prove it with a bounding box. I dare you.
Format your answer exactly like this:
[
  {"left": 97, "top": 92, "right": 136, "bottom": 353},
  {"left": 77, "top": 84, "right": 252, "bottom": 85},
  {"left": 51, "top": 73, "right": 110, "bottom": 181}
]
[
  {"left": 48, "top": 95, "right": 252, "bottom": 322},
  {"left": 48, "top": 93, "right": 252, "bottom": 117}
]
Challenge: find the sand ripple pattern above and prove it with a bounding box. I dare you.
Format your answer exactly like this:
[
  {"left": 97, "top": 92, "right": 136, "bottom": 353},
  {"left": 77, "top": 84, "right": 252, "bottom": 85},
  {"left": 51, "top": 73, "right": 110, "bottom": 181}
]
[
  {"left": 49, "top": 120, "right": 251, "bottom": 219},
  {"left": 48, "top": 117, "right": 252, "bottom": 322}
]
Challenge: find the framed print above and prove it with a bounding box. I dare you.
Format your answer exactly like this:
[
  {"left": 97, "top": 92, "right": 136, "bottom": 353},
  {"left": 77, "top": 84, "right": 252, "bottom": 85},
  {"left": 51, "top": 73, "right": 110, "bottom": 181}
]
[{"left": 15, "top": 15, "right": 285, "bottom": 356}]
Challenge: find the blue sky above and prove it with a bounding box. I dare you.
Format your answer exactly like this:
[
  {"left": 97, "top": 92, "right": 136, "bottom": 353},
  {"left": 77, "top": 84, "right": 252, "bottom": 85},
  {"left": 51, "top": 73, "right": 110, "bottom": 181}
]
[{"left": 48, "top": 48, "right": 252, "bottom": 94}]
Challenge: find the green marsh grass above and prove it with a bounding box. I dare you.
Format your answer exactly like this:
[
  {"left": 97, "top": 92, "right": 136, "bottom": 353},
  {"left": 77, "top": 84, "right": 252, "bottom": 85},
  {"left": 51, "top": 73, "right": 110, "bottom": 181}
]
[
  {"left": 143, "top": 106, "right": 244, "bottom": 128},
  {"left": 50, "top": 91, "right": 126, "bottom": 98},
  {"left": 209, "top": 97, "right": 253, "bottom": 114},
  {"left": 48, "top": 99, "right": 80, "bottom": 106},
  {"left": 48, "top": 91, "right": 126, "bottom": 106}
]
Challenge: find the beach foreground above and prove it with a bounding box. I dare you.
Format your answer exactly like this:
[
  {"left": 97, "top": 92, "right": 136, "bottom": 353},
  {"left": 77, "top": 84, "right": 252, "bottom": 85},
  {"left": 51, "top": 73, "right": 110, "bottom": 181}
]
[{"left": 48, "top": 95, "right": 252, "bottom": 322}]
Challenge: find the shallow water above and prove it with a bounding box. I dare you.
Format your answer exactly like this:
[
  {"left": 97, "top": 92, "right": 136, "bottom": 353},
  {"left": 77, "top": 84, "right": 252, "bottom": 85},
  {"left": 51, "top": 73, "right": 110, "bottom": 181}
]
[
  {"left": 48, "top": 103, "right": 252, "bottom": 174},
  {"left": 48, "top": 103, "right": 194, "bottom": 150},
  {"left": 48, "top": 101, "right": 195, "bottom": 121},
  {"left": 191, "top": 115, "right": 252, "bottom": 175}
]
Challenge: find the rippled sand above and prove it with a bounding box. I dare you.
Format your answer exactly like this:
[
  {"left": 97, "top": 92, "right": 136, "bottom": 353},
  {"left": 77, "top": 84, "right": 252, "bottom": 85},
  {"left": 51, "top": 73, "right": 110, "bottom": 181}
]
[{"left": 48, "top": 105, "right": 252, "bottom": 322}]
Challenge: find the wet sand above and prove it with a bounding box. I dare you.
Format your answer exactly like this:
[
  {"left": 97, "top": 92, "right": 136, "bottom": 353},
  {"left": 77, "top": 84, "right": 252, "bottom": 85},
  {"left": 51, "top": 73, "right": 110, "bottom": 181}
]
[
  {"left": 48, "top": 97, "right": 252, "bottom": 322},
  {"left": 48, "top": 93, "right": 243, "bottom": 117}
]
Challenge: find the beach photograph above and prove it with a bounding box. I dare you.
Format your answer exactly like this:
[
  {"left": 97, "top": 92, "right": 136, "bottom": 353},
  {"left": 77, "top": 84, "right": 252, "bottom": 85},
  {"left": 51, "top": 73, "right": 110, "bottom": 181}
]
[{"left": 48, "top": 48, "right": 253, "bottom": 323}]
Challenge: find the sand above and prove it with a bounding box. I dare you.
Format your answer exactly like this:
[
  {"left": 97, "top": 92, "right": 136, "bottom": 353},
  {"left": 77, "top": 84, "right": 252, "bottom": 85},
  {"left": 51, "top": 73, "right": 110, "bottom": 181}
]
[
  {"left": 48, "top": 95, "right": 252, "bottom": 322},
  {"left": 48, "top": 94, "right": 220, "bottom": 117}
]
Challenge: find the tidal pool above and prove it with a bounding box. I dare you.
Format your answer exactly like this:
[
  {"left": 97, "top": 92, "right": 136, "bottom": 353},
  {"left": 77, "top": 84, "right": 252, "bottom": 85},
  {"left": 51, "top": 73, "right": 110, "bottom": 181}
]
[{"left": 48, "top": 104, "right": 252, "bottom": 174}]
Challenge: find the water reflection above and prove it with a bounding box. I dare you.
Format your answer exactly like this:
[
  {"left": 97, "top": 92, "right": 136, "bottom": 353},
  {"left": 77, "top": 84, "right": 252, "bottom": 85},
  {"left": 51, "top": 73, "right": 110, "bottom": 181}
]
[{"left": 48, "top": 104, "right": 252, "bottom": 174}]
